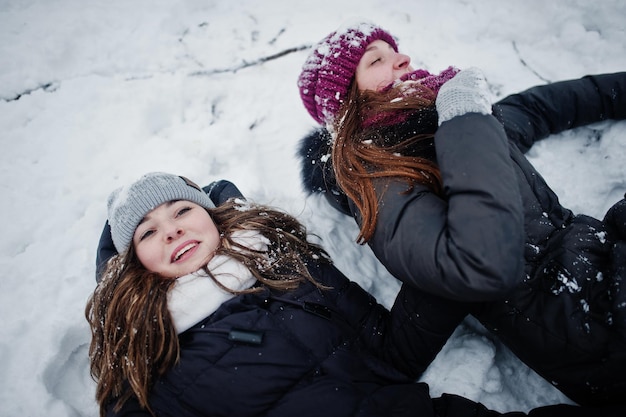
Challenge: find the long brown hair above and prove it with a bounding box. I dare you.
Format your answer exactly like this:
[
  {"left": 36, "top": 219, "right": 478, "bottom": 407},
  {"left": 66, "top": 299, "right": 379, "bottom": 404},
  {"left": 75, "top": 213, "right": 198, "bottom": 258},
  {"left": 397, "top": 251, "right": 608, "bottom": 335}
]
[
  {"left": 332, "top": 81, "right": 443, "bottom": 243},
  {"left": 85, "top": 198, "right": 331, "bottom": 416}
]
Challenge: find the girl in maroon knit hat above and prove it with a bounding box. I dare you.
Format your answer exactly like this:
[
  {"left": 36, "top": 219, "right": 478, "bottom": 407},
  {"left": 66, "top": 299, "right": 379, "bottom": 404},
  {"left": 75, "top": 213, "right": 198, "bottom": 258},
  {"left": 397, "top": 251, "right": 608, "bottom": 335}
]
[
  {"left": 297, "top": 21, "right": 626, "bottom": 406},
  {"left": 298, "top": 21, "right": 458, "bottom": 127}
]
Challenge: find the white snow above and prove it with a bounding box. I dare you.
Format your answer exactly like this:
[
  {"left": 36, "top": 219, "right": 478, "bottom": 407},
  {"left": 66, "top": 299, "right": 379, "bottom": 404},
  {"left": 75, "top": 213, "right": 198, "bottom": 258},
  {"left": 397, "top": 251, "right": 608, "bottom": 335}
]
[{"left": 1, "top": 1, "right": 625, "bottom": 416}]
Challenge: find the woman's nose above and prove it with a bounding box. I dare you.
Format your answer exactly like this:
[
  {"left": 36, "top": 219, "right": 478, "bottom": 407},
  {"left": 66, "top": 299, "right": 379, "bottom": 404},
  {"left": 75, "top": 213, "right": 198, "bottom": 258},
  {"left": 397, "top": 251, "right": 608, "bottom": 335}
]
[
  {"left": 165, "top": 224, "right": 184, "bottom": 241},
  {"left": 393, "top": 53, "right": 411, "bottom": 70}
]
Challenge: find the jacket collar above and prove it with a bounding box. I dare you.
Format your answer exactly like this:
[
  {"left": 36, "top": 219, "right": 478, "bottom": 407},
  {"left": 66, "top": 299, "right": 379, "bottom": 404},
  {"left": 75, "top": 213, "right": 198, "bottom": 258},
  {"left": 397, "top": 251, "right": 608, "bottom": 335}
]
[{"left": 167, "top": 230, "right": 267, "bottom": 333}]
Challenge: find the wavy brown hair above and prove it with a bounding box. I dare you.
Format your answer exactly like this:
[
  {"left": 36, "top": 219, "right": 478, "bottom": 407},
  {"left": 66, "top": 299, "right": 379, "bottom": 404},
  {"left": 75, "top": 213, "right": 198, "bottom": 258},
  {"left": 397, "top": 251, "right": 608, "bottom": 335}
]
[
  {"left": 85, "top": 198, "right": 331, "bottom": 417},
  {"left": 332, "top": 81, "right": 443, "bottom": 243}
]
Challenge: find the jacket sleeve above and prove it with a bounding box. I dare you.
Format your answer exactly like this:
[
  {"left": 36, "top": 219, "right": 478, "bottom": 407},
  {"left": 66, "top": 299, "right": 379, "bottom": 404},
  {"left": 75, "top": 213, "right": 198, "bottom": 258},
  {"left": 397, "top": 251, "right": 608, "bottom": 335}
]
[
  {"left": 494, "top": 72, "right": 626, "bottom": 153},
  {"left": 382, "top": 284, "right": 475, "bottom": 379},
  {"left": 202, "top": 179, "right": 244, "bottom": 205},
  {"left": 365, "top": 113, "right": 525, "bottom": 302},
  {"left": 319, "top": 263, "right": 472, "bottom": 380},
  {"left": 95, "top": 179, "right": 244, "bottom": 282},
  {"left": 433, "top": 393, "right": 626, "bottom": 417},
  {"left": 95, "top": 221, "right": 118, "bottom": 280}
]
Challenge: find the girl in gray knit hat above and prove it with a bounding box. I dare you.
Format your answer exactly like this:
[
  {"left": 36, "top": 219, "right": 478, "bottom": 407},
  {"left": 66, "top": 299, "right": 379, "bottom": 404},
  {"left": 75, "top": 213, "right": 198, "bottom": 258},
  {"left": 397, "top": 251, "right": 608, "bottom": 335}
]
[{"left": 87, "top": 172, "right": 624, "bottom": 417}]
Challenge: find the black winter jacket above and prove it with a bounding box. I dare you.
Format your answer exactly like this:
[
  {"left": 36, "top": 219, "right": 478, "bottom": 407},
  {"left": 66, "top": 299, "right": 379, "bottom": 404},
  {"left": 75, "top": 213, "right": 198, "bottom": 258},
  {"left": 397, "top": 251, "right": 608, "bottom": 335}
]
[
  {"left": 105, "top": 259, "right": 463, "bottom": 417},
  {"left": 297, "top": 72, "right": 626, "bottom": 405},
  {"left": 104, "top": 261, "right": 626, "bottom": 417},
  {"left": 98, "top": 181, "right": 624, "bottom": 417},
  {"left": 96, "top": 179, "right": 468, "bottom": 416},
  {"left": 95, "top": 181, "right": 623, "bottom": 417}
]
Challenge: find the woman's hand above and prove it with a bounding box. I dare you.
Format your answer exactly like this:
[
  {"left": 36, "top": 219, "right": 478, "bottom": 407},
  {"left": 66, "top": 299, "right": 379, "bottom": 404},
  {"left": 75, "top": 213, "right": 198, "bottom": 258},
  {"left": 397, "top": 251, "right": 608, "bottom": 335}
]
[{"left": 435, "top": 67, "right": 493, "bottom": 125}]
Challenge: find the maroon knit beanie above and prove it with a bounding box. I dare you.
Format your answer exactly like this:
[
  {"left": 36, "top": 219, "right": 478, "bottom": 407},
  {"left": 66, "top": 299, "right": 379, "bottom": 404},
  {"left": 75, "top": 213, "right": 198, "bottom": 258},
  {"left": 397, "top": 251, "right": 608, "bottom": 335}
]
[{"left": 298, "top": 22, "right": 398, "bottom": 125}]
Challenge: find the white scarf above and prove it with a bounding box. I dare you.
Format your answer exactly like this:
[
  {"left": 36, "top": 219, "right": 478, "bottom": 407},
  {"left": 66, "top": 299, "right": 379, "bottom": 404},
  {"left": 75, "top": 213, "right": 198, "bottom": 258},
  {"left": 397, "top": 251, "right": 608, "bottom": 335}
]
[{"left": 167, "top": 230, "right": 268, "bottom": 334}]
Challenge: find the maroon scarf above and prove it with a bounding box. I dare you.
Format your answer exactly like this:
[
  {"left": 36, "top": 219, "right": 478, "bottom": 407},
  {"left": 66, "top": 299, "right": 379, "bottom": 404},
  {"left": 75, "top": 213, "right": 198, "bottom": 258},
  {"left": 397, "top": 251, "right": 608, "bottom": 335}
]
[{"left": 362, "top": 66, "right": 459, "bottom": 129}]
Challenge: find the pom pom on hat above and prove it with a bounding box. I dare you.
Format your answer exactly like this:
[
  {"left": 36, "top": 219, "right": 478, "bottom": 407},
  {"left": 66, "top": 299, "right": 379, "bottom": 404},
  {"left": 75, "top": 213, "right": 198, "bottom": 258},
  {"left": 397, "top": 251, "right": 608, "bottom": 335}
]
[
  {"left": 298, "top": 21, "right": 397, "bottom": 125},
  {"left": 107, "top": 172, "right": 215, "bottom": 254}
]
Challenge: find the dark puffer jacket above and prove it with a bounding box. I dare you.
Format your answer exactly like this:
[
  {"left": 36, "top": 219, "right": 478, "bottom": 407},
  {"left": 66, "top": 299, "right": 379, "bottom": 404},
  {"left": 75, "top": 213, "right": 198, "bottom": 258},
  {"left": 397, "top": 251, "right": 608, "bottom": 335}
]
[
  {"left": 297, "top": 72, "right": 626, "bottom": 405},
  {"left": 103, "top": 260, "right": 626, "bottom": 417},
  {"left": 104, "top": 259, "right": 460, "bottom": 417},
  {"left": 94, "top": 182, "right": 622, "bottom": 417}
]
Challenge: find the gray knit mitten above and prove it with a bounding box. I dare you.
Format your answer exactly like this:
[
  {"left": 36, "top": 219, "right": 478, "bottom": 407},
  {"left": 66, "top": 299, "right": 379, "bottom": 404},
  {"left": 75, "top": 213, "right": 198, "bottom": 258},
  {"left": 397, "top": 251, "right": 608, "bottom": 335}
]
[{"left": 435, "top": 67, "right": 492, "bottom": 126}]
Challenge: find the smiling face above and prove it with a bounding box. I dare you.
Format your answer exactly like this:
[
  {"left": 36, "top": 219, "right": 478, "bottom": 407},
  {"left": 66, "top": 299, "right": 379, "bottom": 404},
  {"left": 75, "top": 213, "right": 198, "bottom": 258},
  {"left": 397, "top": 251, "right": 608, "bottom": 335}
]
[
  {"left": 355, "top": 40, "right": 413, "bottom": 92},
  {"left": 132, "top": 200, "right": 220, "bottom": 278}
]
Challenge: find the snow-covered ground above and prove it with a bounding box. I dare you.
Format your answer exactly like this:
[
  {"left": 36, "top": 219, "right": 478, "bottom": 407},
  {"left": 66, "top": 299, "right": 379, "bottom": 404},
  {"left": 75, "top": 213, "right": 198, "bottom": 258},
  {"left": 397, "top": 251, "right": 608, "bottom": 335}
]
[{"left": 1, "top": 1, "right": 625, "bottom": 416}]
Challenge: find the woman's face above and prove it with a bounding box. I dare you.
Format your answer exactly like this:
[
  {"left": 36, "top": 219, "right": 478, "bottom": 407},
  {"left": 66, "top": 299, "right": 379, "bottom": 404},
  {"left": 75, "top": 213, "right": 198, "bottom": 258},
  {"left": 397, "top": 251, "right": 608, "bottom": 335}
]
[
  {"left": 355, "top": 40, "right": 413, "bottom": 92},
  {"left": 133, "top": 200, "right": 220, "bottom": 278}
]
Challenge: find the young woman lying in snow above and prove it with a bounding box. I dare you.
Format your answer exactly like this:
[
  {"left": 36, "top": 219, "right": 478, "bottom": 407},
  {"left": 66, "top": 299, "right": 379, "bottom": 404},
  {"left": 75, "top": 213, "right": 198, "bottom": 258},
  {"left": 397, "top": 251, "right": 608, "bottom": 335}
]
[{"left": 296, "top": 21, "right": 626, "bottom": 405}]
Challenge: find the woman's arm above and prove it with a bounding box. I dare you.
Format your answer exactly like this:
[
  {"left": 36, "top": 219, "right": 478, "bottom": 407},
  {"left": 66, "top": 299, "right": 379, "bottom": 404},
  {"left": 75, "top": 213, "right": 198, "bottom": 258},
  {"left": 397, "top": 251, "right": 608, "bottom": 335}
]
[
  {"left": 494, "top": 72, "right": 626, "bottom": 153},
  {"left": 364, "top": 69, "right": 525, "bottom": 302},
  {"left": 367, "top": 114, "right": 524, "bottom": 301},
  {"left": 318, "top": 262, "right": 472, "bottom": 379},
  {"left": 202, "top": 179, "right": 244, "bottom": 205},
  {"left": 383, "top": 284, "right": 474, "bottom": 378}
]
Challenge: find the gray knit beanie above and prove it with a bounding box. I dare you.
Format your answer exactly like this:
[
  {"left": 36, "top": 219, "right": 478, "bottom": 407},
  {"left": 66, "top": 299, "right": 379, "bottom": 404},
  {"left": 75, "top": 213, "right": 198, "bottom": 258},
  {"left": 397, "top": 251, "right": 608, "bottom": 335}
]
[{"left": 107, "top": 172, "right": 216, "bottom": 253}]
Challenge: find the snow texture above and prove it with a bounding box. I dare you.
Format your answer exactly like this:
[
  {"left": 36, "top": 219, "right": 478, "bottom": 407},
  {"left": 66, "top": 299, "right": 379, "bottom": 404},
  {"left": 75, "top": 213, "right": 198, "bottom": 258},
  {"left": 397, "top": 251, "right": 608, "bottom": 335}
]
[{"left": 0, "top": 1, "right": 625, "bottom": 416}]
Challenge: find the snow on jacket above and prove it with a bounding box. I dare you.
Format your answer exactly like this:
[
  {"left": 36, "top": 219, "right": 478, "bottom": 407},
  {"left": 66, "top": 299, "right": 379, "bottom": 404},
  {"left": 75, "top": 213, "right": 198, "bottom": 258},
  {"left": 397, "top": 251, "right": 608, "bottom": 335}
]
[
  {"left": 103, "top": 261, "right": 626, "bottom": 417},
  {"left": 93, "top": 173, "right": 626, "bottom": 415},
  {"left": 105, "top": 258, "right": 478, "bottom": 417},
  {"left": 297, "top": 72, "right": 626, "bottom": 405},
  {"left": 96, "top": 179, "right": 473, "bottom": 416}
]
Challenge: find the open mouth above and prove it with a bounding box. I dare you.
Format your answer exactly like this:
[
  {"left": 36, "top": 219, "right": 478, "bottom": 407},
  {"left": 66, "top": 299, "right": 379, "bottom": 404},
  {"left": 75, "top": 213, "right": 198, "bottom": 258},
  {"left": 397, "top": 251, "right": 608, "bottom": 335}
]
[{"left": 172, "top": 242, "right": 197, "bottom": 262}]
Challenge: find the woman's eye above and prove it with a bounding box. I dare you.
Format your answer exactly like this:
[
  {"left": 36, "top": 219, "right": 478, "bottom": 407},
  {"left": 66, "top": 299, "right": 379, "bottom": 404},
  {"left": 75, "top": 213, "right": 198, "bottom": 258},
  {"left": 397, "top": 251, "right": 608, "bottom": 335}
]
[
  {"left": 176, "top": 206, "right": 192, "bottom": 217},
  {"left": 140, "top": 229, "right": 154, "bottom": 241},
  {"left": 371, "top": 58, "right": 381, "bottom": 66}
]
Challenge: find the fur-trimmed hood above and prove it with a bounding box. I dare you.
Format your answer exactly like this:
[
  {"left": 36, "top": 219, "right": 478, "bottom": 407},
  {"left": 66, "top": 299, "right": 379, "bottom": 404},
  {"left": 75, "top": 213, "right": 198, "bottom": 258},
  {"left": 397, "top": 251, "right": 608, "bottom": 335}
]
[
  {"left": 297, "top": 127, "right": 352, "bottom": 215},
  {"left": 296, "top": 107, "right": 439, "bottom": 216}
]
